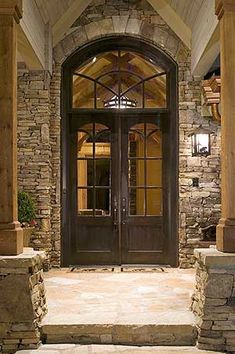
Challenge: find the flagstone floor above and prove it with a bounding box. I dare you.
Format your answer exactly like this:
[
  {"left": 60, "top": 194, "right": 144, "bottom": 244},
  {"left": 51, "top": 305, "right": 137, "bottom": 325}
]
[
  {"left": 17, "top": 344, "right": 224, "bottom": 353},
  {"left": 41, "top": 267, "right": 196, "bottom": 326}
]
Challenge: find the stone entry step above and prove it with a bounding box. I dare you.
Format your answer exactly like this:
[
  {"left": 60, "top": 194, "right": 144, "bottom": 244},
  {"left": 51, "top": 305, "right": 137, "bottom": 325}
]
[
  {"left": 40, "top": 270, "right": 197, "bottom": 347},
  {"left": 16, "top": 344, "right": 224, "bottom": 354},
  {"left": 41, "top": 323, "right": 197, "bottom": 346}
]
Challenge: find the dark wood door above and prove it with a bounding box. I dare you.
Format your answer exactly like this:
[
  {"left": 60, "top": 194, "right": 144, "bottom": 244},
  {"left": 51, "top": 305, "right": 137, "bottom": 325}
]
[
  {"left": 120, "top": 115, "right": 166, "bottom": 264},
  {"left": 69, "top": 112, "right": 169, "bottom": 265}
]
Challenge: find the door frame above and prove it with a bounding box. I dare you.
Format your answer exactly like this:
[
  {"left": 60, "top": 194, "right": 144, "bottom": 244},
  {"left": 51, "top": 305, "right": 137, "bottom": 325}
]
[{"left": 61, "top": 35, "right": 178, "bottom": 267}]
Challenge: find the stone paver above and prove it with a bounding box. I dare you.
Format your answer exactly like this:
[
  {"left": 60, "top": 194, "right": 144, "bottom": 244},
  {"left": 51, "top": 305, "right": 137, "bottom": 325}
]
[
  {"left": 16, "top": 344, "right": 224, "bottom": 353},
  {"left": 39, "top": 269, "right": 197, "bottom": 346},
  {"left": 42, "top": 268, "right": 196, "bottom": 326}
]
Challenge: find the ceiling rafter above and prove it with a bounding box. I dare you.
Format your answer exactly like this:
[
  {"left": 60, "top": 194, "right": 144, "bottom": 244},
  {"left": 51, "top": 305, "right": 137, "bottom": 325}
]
[
  {"left": 52, "top": 0, "right": 93, "bottom": 46},
  {"left": 191, "top": 0, "right": 219, "bottom": 77},
  {"left": 146, "top": 0, "right": 191, "bottom": 48},
  {"left": 50, "top": 0, "right": 192, "bottom": 48}
]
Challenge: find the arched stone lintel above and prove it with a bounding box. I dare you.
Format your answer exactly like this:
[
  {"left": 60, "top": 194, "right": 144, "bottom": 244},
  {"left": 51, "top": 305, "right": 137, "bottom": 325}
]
[{"left": 53, "top": 17, "right": 190, "bottom": 66}]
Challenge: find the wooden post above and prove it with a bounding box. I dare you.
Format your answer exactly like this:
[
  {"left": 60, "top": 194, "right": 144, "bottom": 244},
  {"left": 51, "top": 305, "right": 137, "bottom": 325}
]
[
  {"left": 0, "top": 0, "right": 23, "bottom": 255},
  {"left": 216, "top": 0, "right": 235, "bottom": 252}
]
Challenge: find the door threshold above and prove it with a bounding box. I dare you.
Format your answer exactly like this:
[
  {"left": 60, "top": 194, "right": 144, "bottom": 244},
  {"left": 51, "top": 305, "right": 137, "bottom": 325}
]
[{"left": 69, "top": 264, "right": 171, "bottom": 273}]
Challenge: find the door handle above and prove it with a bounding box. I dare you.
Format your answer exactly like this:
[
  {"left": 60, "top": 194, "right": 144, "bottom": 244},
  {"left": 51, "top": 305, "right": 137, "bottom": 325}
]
[
  {"left": 122, "top": 197, "right": 127, "bottom": 225},
  {"left": 113, "top": 197, "right": 118, "bottom": 230}
]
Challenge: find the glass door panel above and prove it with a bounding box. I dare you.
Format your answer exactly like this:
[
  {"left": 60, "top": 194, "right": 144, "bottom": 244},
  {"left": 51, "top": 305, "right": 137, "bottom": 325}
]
[
  {"left": 77, "top": 123, "right": 111, "bottom": 217},
  {"left": 127, "top": 122, "right": 162, "bottom": 216}
]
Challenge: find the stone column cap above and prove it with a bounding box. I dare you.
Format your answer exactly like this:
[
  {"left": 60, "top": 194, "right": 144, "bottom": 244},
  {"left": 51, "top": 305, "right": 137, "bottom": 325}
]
[
  {"left": 0, "top": 249, "right": 46, "bottom": 268},
  {"left": 0, "top": 0, "right": 22, "bottom": 23},
  {"left": 195, "top": 247, "right": 235, "bottom": 267}
]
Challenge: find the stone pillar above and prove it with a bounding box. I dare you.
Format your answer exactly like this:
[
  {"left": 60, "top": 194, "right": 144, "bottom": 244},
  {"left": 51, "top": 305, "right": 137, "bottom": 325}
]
[
  {"left": 0, "top": 0, "right": 23, "bottom": 255},
  {"left": 216, "top": 0, "right": 235, "bottom": 252},
  {"left": 0, "top": 250, "right": 47, "bottom": 352},
  {"left": 191, "top": 248, "right": 235, "bottom": 352}
]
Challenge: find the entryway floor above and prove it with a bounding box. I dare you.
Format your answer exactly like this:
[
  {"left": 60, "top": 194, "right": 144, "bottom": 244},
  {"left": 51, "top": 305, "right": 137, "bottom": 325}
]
[
  {"left": 17, "top": 344, "right": 224, "bottom": 353},
  {"left": 40, "top": 268, "right": 198, "bottom": 346},
  {"left": 42, "top": 267, "right": 196, "bottom": 326}
]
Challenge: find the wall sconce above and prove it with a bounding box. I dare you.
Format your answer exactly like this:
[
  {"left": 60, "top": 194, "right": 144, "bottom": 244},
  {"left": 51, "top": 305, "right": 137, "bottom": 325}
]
[{"left": 189, "top": 127, "right": 211, "bottom": 157}]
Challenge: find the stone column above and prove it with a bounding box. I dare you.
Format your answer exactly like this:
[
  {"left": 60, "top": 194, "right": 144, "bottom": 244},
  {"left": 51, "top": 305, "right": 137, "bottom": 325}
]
[
  {"left": 0, "top": 0, "right": 23, "bottom": 255},
  {"left": 216, "top": 0, "right": 235, "bottom": 252}
]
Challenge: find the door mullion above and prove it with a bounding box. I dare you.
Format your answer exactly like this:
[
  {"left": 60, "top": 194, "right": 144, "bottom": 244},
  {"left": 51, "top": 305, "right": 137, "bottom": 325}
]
[{"left": 118, "top": 114, "right": 122, "bottom": 265}]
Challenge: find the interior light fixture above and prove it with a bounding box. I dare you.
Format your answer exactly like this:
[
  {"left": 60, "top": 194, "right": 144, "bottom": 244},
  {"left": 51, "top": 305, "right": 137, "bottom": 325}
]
[{"left": 104, "top": 95, "right": 137, "bottom": 109}]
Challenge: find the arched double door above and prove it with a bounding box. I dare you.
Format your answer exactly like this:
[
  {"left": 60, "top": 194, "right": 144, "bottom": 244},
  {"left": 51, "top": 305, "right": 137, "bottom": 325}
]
[{"left": 62, "top": 38, "right": 178, "bottom": 266}]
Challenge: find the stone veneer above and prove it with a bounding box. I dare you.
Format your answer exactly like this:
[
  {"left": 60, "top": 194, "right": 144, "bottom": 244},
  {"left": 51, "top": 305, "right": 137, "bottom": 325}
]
[
  {"left": 191, "top": 248, "right": 235, "bottom": 352},
  {"left": 17, "top": 68, "right": 52, "bottom": 268},
  {"left": 0, "top": 249, "right": 47, "bottom": 353},
  {"left": 17, "top": 0, "right": 221, "bottom": 267}
]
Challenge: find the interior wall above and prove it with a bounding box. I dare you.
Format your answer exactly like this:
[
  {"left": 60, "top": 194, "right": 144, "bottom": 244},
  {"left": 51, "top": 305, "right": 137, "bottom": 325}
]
[{"left": 17, "top": 0, "right": 221, "bottom": 267}]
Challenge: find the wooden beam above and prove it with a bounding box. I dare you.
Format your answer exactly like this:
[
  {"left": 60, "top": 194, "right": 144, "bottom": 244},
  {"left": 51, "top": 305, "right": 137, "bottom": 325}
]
[
  {"left": 192, "top": 25, "right": 220, "bottom": 78},
  {"left": 17, "top": 24, "right": 43, "bottom": 70},
  {"left": 52, "top": 0, "right": 92, "bottom": 46},
  {"left": 19, "top": 0, "right": 46, "bottom": 69},
  {"left": 215, "top": 0, "right": 235, "bottom": 252},
  {"left": 0, "top": 0, "right": 23, "bottom": 255},
  {"left": 191, "top": 0, "right": 219, "bottom": 77},
  {"left": 16, "top": 0, "right": 53, "bottom": 72},
  {"left": 147, "top": 0, "right": 191, "bottom": 49}
]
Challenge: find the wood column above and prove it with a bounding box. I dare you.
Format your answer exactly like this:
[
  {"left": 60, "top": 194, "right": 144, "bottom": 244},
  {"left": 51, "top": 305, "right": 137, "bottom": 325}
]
[
  {"left": 216, "top": 0, "right": 235, "bottom": 252},
  {"left": 0, "top": 0, "right": 23, "bottom": 255}
]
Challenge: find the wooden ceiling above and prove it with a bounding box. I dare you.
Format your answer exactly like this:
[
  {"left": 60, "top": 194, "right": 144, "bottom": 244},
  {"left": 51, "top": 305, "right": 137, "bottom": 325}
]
[
  {"left": 35, "top": 0, "right": 205, "bottom": 33},
  {"left": 35, "top": 0, "right": 75, "bottom": 26},
  {"left": 165, "top": 0, "right": 204, "bottom": 29}
]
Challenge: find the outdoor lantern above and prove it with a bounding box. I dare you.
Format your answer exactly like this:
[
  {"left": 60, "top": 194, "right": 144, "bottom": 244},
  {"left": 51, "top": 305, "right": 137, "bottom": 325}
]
[{"left": 190, "top": 127, "right": 211, "bottom": 157}]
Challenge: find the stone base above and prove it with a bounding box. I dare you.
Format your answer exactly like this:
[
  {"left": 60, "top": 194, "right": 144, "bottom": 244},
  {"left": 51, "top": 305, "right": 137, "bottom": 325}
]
[
  {"left": 0, "top": 250, "right": 47, "bottom": 353},
  {"left": 217, "top": 221, "right": 235, "bottom": 252},
  {"left": 191, "top": 248, "right": 235, "bottom": 352},
  {"left": 0, "top": 226, "right": 23, "bottom": 256}
]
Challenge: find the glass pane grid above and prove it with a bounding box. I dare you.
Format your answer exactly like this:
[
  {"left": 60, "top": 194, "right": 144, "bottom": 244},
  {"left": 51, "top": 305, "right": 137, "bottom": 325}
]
[
  {"left": 77, "top": 123, "right": 111, "bottom": 217},
  {"left": 73, "top": 50, "right": 167, "bottom": 109},
  {"left": 128, "top": 157, "right": 162, "bottom": 160},
  {"left": 128, "top": 122, "right": 163, "bottom": 216},
  {"left": 128, "top": 186, "right": 163, "bottom": 189}
]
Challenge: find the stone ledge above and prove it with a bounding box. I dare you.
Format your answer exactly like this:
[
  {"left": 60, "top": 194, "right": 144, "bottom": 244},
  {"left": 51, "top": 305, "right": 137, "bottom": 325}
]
[
  {"left": 194, "top": 247, "right": 235, "bottom": 267},
  {"left": 0, "top": 248, "right": 47, "bottom": 269}
]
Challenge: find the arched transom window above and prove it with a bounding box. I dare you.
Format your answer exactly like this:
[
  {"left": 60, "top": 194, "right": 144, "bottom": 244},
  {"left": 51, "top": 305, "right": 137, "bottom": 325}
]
[{"left": 73, "top": 51, "right": 167, "bottom": 109}]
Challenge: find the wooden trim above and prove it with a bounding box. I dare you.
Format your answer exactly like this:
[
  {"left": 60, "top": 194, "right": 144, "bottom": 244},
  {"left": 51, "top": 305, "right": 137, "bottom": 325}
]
[
  {"left": 202, "top": 77, "right": 221, "bottom": 122},
  {"left": 0, "top": 0, "right": 22, "bottom": 23},
  {"left": 216, "top": 0, "right": 235, "bottom": 20}
]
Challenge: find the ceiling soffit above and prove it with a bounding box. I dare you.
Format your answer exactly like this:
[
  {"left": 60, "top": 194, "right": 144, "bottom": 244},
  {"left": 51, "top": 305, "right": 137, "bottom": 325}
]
[{"left": 35, "top": 0, "right": 194, "bottom": 48}]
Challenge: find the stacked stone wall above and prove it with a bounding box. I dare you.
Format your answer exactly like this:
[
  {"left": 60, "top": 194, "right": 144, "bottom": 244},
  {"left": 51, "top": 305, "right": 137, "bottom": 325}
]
[
  {"left": 178, "top": 73, "right": 221, "bottom": 267},
  {"left": 191, "top": 248, "right": 235, "bottom": 352},
  {"left": 0, "top": 251, "right": 47, "bottom": 353},
  {"left": 17, "top": 68, "right": 52, "bottom": 267},
  {"left": 17, "top": 0, "right": 221, "bottom": 267}
]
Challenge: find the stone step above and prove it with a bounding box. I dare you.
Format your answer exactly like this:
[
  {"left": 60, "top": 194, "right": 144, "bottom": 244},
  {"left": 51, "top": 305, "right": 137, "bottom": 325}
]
[
  {"left": 16, "top": 344, "right": 223, "bottom": 354},
  {"left": 41, "top": 323, "right": 197, "bottom": 346}
]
